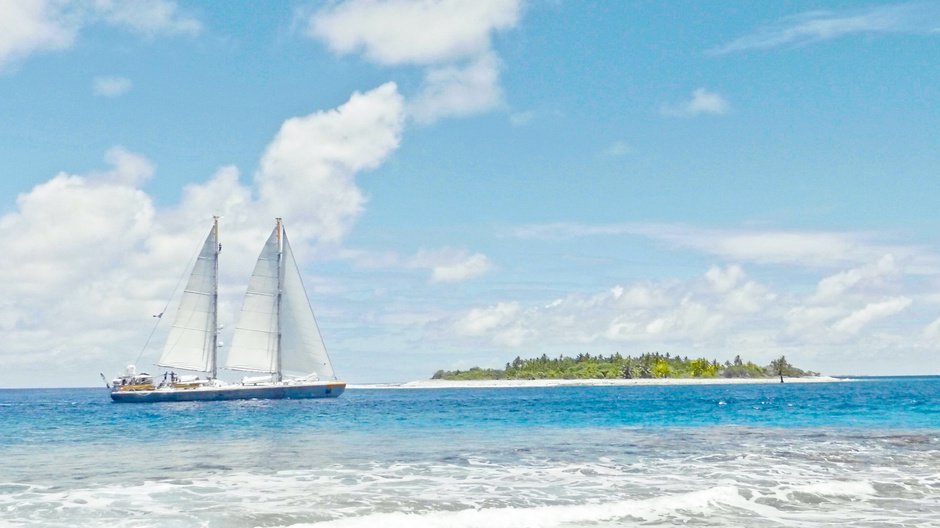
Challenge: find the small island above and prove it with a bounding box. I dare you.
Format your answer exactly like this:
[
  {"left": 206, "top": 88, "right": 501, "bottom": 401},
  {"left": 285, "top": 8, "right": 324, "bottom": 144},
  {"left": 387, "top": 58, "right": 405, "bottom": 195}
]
[{"left": 432, "top": 353, "right": 818, "bottom": 381}]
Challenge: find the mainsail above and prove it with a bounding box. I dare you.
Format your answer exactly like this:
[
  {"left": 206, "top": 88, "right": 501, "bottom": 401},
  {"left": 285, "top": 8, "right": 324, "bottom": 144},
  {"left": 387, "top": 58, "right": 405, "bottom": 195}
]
[
  {"left": 279, "top": 230, "right": 335, "bottom": 379},
  {"left": 157, "top": 221, "right": 219, "bottom": 374},
  {"left": 225, "top": 227, "right": 279, "bottom": 373},
  {"left": 226, "top": 219, "right": 336, "bottom": 380}
]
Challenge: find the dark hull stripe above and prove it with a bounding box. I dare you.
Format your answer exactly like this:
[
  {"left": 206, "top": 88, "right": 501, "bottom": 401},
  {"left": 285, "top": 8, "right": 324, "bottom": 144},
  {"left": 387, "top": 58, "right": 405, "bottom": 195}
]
[{"left": 110, "top": 383, "right": 345, "bottom": 403}]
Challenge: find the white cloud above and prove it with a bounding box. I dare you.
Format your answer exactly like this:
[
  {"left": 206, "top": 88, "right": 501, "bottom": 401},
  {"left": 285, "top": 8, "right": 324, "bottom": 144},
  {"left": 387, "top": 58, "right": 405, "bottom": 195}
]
[
  {"left": 810, "top": 254, "right": 898, "bottom": 303},
  {"left": 0, "top": 0, "right": 199, "bottom": 70},
  {"left": 410, "top": 248, "right": 492, "bottom": 283},
  {"left": 706, "top": 265, "right": 776, "bottom": 314},
  {"left": 661, "top": 88, "right": 729, "bottom": 117},
  {"left": 309, "top": 0, "right": 519, "bottom": 65},
  {"left": 87, "top": 146, "right": 155, "bottom": 186},
  {"left": 257, "top": 82, "right": 405, "bottom": 242},
  {"left": 0, "top": 0, "right": 76, "bottom": 69},
  {"left": 448, "top": 265, "right": 777, "bottom": 351},
  {"left": 779, "top": 254, "right": 915, "bottom": 345},
  {"left": 705, "top": 264, "right": 745, "bottom": 293},
  {"left": 0, "top": 160, "right": 272, "bottom": 385},
  {"left": 722, "top": 279, "right": 776, "bottom": 314},
  {"left": 924, "top": 316, "right": 940, "bottom": 340},
  {"left": 667, "top": 229, "right": 855, "bottom": 265},
  {"left": 453, "top": 301, "right": 533, "bottom": 346},
  {"left": 507, "top": 222, "right": 940, "bottom": 271},
  {"left": 431, "top": 255, "right": 937, "bottom": 375},
  {"left": 92, "top": 0, "right": 202, "bottom": 37},
  {"left": 0, "top": 168, "right": 153, "bottom": 298},
  {"left": 307, "top": 0, "right": 521, "bottom": 123},
  {"left": 0, "top": 84, "right": 409, "bottom": 386},
  {"left": 710, "top": 2, "right": 940, "bottom": 55},
  {"left": 409, "top": 52, "right": 503, "bottom": 124},
  {"left": 455, "top": 301, "right": 520, "bottom": 336},
  {"left": 783, "top": 304, "right": 844, "bottom": 339},
  {"left": 831, "top": 297, "right": 912, "bottom": 335},
  {"left": 606, "top": 298, "right": 727, "bottom": 342},
  {"left": 654, "top": 229, "right": 933, "bottom": 271},
  {"left": 93, "top": 75, "right": 132, "bottom": 97}
]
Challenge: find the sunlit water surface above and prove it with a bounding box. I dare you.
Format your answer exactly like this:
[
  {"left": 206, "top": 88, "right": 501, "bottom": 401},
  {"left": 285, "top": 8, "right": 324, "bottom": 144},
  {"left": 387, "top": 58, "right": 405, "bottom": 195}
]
[{"left": 2, "top": 378, "right": 939, "bottom": 527}]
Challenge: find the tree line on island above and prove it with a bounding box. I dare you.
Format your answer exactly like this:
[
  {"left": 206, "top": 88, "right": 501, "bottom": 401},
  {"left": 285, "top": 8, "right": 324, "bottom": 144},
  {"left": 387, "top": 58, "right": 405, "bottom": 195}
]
[{"left": 431, "top": 353, "right": 817, "bottom": 381}]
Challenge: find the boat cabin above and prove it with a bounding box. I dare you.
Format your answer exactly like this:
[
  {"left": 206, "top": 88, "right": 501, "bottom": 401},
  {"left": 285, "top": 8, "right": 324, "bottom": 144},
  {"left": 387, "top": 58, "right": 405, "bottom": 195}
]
[{"left": 111, "top": 365, "right": 155, "bottom": 391}]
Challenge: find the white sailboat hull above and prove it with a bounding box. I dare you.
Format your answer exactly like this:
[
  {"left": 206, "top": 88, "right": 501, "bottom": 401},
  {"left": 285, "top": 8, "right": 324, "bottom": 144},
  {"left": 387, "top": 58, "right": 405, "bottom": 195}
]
[{"left": 110, "top": 380, "right": 346, "bottom": 403}]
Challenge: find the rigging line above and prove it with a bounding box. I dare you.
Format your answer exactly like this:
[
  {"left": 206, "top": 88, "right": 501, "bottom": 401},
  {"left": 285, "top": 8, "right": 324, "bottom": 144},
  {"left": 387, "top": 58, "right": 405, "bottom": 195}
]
[{"left": 134, "top": 231, "right": 209, "bottom": 367}]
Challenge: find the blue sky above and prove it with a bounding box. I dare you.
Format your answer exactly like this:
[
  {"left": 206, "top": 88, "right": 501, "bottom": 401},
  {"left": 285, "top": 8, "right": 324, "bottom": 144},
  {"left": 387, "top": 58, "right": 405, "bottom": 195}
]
[{"left": 2, "top": 0, "right": 939, "bottom": 387}]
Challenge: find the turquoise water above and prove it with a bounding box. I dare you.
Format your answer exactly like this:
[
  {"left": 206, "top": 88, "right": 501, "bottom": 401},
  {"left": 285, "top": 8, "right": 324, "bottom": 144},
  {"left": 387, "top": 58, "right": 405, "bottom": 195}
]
[{"left": 2, "top": 378, "right": 939, "bottom": 527}]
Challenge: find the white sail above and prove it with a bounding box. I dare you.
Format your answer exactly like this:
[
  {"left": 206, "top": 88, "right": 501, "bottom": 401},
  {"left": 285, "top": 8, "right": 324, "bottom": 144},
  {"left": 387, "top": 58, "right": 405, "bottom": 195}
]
[
  {"left": 225, "top": 227, "right": 279, "bottom": 373},
  {"left": 157, "top": 225, "right": 218, "bottom": 373},
  {"left": 280, "top": 231, "right": 335, "bottom": 379}
]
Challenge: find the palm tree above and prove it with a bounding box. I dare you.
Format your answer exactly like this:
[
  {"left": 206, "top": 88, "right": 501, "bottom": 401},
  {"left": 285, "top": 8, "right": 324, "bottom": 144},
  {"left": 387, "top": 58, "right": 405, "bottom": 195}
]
[{"left": 770, "top": 356, "right": 790, "bottom": 383}]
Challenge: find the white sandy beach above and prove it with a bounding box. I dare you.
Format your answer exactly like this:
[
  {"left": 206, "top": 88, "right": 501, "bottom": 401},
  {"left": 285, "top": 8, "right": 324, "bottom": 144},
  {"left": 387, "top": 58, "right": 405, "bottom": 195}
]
[{"left": 349, "top": 376, "right": 847, "bottom": 389}]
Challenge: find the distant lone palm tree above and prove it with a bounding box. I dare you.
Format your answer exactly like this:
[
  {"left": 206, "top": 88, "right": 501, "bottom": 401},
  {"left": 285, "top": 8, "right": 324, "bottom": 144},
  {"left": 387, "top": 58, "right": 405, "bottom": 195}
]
[{"left": 770, "top": 356, "right": 790, "bottom": 383}]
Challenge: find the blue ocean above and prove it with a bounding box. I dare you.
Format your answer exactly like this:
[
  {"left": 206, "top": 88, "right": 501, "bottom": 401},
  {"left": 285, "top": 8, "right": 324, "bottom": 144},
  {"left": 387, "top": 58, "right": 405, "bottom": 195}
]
[{"left": 2, "top": 378, "right": 939, "bottom": 527}]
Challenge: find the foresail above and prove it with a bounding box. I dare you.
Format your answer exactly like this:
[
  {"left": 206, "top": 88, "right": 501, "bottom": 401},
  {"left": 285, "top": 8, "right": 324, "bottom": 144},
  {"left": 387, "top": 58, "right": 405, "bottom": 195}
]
[
  {"left": 225, "top": 227, "right": 279, "bottom": 373},
  {"left": 157, "top": 226, "right": 217, "bottom": 373},
  {"left": 280, "top": 231, "right": 336, "bottom": 379}
]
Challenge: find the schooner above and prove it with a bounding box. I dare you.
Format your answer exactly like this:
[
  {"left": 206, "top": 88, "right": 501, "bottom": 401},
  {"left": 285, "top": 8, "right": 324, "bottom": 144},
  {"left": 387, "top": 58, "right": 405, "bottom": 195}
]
[{"left": 108, "top": 217, "right": 346, "bottom": 402}]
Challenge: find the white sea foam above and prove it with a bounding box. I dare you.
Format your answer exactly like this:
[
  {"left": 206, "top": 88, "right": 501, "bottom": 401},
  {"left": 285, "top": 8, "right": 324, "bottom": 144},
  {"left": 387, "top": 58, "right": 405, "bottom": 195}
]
[
  {"left": 289, "top": 486, "right": 747, "bottom": 528},
  {"left": 788, "top": 480, "right": 877, "bottom": 498},
  {"left": 3, "top": 438, "right": 937, "bottom": 528}
]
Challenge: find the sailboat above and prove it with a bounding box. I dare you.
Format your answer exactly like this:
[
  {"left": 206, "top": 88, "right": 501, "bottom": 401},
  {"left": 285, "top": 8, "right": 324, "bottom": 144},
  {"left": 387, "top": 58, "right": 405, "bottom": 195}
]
[{"left": 109, "top": 217, "right": 346, "bottom": 402}]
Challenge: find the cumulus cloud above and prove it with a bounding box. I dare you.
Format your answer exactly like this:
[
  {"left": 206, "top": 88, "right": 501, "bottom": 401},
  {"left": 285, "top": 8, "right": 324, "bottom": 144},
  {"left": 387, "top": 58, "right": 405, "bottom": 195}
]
[
  {"left": 88, "top": 146, "right": 154, "bottom": 187},
  {"left": 924, "top": 316, "right": 940, "bottom": 339},
  {"left": 432, "top": 255, "right": 930, "bottom": 374},
  {"left": 0, "top": 166, "right": 153, "bottom": 298},
  {"left": 453, "top": 302, "right": 535, "bottom": 346},
  {"left": 408, "top": 52, "right": 503, "bottom": 123},
  {"left": 705, "top": 264, "right": 745, "bottom": 293},
  {"left": 780, "top": 254, "right": 917, "bottom": 345},
  {"left": 455, "top": 301, "right": 520, "bottom": 336},
  {"left": 709, "top": 2, "right": 940, "bottom": 55},
  {"left": 93, "top": 0, "right": 202, "bottom": 37},
  {"left": 0, "top": 0, "right": 76, "bottom": 68},
  {"left": 831, "top": 297, "right": 912, "bottom": 335},
  {"left": 0, "top": 84, "right": 407, "bottom": 386},
  {"left": 810, "top": 254, "right": 898, "bottom": 303},
  {"left": 661, "top": 88, "right": 729, "bottom": 117},
  {"left": 496, "top": 223, "right": 934, "bottom": 361},
  {"left": 309, "top": 0, "right": 519, "bottom": 65},
  {"left": 307, "top": 0, "right": 521, "bottom": 123},
  {"left": 410, "top": 247, "right": 492, "bottom": 283},
  {"left": 93, "top": 75, "right": 132, "bottom": 97},
  {"left": 257, "top": 82, "right": 405, "bottom": 242},
  {"left": 447, "top": 265, "right": 776, "bottom": 350},
  {"left": 0, "top": 0, "right": 200, "bottom": 70}
]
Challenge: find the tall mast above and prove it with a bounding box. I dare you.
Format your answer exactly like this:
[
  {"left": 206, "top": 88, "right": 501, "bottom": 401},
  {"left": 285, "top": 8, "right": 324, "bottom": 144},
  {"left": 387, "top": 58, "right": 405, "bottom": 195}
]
[
  {"left": 275, "top": 217, "right": 283, "bottom": 382},
  {"left": 211, "top": 216, "right": 220, "bottom": 379}
]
